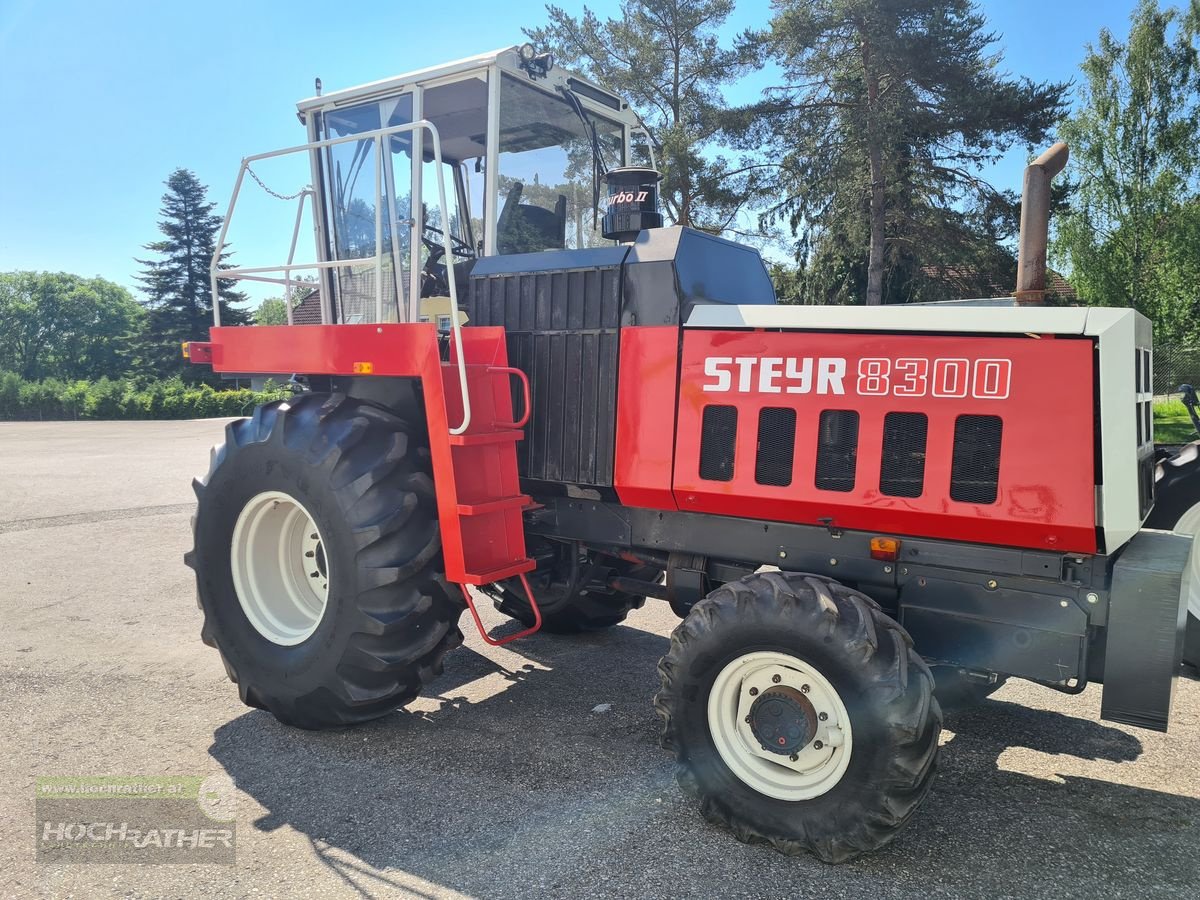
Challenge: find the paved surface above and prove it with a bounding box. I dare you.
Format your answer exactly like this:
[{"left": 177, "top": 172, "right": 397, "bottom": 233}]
[{"left": 2, "top": 419, "right": 1198, "bottom": 899}]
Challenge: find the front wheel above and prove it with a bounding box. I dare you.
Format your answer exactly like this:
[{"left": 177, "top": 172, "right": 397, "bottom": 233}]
[
  {"left": 186, "top": 393, "right": 463, "bottom": 729},
  {"left": 655, "top": 572, "right": 941, "bottom": 863}
]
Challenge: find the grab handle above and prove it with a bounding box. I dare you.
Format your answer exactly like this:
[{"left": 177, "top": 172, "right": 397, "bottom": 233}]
[{"left": 488, "top": 366, "right": 531, "bottom": 429}]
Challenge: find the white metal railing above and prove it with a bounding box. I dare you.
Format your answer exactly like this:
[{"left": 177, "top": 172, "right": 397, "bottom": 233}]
[{"left": 210, "top": 120, "right": 472, "bottom": 434}]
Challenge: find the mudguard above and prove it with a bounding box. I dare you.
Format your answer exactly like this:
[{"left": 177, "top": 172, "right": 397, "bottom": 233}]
[{"left": 1101, "top": 529, "right": 1191, "bottom": 731}]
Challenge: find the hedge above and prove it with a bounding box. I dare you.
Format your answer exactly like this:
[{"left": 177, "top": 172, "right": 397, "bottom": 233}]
[{"left": 0, "top": 372, "right": 290, "bottom": 421}]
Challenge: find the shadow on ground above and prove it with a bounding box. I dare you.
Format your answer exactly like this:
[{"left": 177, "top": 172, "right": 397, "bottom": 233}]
[{"left": 210, "top": 622, "right": 1200, "bottom": 899}]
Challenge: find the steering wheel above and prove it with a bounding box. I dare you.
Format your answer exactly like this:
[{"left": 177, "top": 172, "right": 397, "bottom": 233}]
[{"left": 421, "top": 223, "right": 474, "bottom": 258}]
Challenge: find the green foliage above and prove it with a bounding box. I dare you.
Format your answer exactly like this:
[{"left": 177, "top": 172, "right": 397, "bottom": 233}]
[
  {"left": 253, "top": 278, "right": 317, "bottom": 325},
  {"left": 1053, "top": 1, "right": 1200, "bottom": 343},
  {"left": 0, "top": 271, "right": 145, "bottom": 380},
  {"left": 254, "top": 298, "right": 290, "bottom": 325},
  {"left": 136, "top": 169, "right": 248, "bottom": 379},
  {"left": 526, "top": 1, "right": 766, "bottom": 232},
  {"left": 768, "top": 262, "right": 805, "bottom": 304},
  {"left": 732, "top": 0, "right": 1068, "bottom": 305},
  {"left": 1154, "top": 396, "right": 1198, "bottom": 442},
  {"left": 0, "top": 372, "right": 288, "bottom": 421}
]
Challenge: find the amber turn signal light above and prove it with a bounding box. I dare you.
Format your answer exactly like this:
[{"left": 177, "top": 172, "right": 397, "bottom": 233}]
[{"left": 870, "top": 537, "right": 900, "bottom": 561}]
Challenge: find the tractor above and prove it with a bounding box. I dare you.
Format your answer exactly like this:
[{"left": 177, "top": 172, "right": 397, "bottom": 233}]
[{"left": 183, "top": 46, "right": 1196, "bottom": 863}]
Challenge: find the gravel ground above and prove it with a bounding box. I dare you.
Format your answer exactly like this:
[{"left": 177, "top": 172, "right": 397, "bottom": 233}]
[{"left": 2, "top": 419, "right": 1198, "bottom": 899}]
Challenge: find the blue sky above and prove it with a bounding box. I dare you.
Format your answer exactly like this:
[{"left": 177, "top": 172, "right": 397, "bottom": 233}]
[{"left": 0, "top": 0, "right": 1134, "bottom": 300}]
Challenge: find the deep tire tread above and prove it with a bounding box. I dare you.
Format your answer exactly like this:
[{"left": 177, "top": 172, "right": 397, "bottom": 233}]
[
  {"left": 655, "top": 572, "right": 941, "bottom": 863},
  {"left": 187, "top": 392, "right": 462, "bottom": 730}
]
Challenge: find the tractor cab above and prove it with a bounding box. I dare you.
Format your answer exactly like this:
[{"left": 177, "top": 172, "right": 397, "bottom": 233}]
[{"left": 222, "top": 46, "right": 645, "bottom": 327}]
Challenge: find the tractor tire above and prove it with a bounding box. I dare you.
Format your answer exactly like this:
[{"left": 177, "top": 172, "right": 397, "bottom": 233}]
[
  {"left": 656, "top": 572, "right": 941, "bottom": 863},
  {"left": 1146, "top": 441, "right": 1200, "bottom": 668},
  {"left": 483, "top": 541, "right": 661, "bottom": 634},
  {"left": 931, "top": 666, "right": 1007, "bottom": 712},
  {"left": 185, "top": 392, "right": 463, "bottom": 729}
]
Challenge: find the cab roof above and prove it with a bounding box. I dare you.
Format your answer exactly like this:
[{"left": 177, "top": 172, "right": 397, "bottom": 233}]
[{"left": 295, "top": 46, "right": 626, "bottom": 116}]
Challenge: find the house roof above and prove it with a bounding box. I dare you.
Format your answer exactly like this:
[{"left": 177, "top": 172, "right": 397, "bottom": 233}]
[
  {"left": 291, "top": 290, "right": 323, "bottom": 325},
  {"left": 918, "top": 265, "right": 1076, "bottom": 302}
]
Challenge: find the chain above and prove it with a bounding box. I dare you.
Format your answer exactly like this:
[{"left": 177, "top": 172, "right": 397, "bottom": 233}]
[{"left": 245, "top": 164, "right": 309, "bottom": 201}]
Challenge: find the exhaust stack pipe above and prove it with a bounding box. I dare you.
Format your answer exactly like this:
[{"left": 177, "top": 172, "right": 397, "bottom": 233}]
[{"left": 1014, "top": 142, "right": 1069, "bottom": 305}]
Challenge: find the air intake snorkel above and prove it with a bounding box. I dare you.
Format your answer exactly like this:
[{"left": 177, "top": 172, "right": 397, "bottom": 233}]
[{"left": 601, "top": 167, "right": 663, "bottom": 243}]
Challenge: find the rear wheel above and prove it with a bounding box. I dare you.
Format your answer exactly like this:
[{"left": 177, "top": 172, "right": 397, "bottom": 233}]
[
  {"left": 1146, "top": 442, "right": 1200, "bottom": 668},
  {"left": 483, "top": 540, "right": 661, "bottom": 633},
  {"left": 186, "top": 392, "right": 463, "bottom": 729},
  {"left": 656, "top": 572, "right": 941, "bottom": 863}
]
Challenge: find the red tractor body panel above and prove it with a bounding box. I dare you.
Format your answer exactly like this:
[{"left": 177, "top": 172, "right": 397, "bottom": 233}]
[
  {"left": 613, "top": 323, "right": 1099, "bottom": 554},
  {"left": 660, "top": 328, "right": 1097, "bottom": 554},
  {"left": 614, "top": 326, "right": 682, "bottom": 510},
  {"left": 205, "top": 323, "right": 535, "bottom": 585}
]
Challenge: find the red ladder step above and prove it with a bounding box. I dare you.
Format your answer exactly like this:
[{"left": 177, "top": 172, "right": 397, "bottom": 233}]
[
  {"left": 456, "top": 494, "right": 530, "bottom": 516},
  {"left": 448, "top": 430, "right": 523, "bottom": 446}
]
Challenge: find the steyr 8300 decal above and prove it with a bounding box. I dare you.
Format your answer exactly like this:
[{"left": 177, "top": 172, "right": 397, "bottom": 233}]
[{"left": 701, "top": 356, "right": 1012, "bottom": 399}]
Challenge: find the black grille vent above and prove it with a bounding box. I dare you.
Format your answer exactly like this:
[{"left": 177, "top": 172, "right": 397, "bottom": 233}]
[
  {"left": 880, "top": 412, "right": 928, "bottom": 498},
  {"left": 755, "top": 407, "right": 797, "bottom": 486},
  {"left": 815, "top": 410, "right": 859, "bottom": 492},
  {"left": 699, "top": 405, "right": 737, "bottom": 481},
  {"left": 950, "top": 415, "right": 1003, "bottom": 504},
  {"left": 468, "top": 265, "right": 622, "bottom": 487}
]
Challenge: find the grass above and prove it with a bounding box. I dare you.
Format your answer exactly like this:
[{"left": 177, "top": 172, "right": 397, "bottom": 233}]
[{"left": 1154, "top": 398, "right": 1197, "bottom": 444}]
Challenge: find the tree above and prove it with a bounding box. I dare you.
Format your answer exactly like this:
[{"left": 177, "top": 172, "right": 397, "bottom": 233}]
[
  {"left": 136, "top": 169, "right": 247, "bottom": 377},
  {"left": 1053, "top": 0, "right": 1200, "bottom": 341},
  {"left": 252, "top": 277, "right": 317, "bottom": 326},
  {"left": 253, "top": 298, "right": 289, "bottom": 326},
  {"left": 734, "top": 0, "right": 1068, "bottom": 304},
  {"left": 525, "top": 1, "right": 765, "bottom": 232},
  {"left": 0, "top": 271, "right": 145, "bottom": 380}
]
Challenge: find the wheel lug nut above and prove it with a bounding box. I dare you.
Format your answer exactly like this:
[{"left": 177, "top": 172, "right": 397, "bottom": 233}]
[
  {"left": 801, "top": 684, "right": 810, "bottom": 693},
  {"left": 814, "top": 740, "right": 823, "bottom": 750},
  {"left": 745, "top": 715, "right": 751, "bottom": 723},
  {"left": 310, "top": 533, "right": 318, "bottom": 540},
  {"left": 305, "top": 551, "right": 315, "bottom": 558},
  {"left": 818, "top": 712, "right": 828, "bottom": 721},
  {"left": 771, "top": 674, "right": 782, "bottom": 684},
  {"left": 748, "top": 687, "right": 759, "bottom": 696},
  {"left": 789, "top": 753, "right": 798, "bottom": 762}
]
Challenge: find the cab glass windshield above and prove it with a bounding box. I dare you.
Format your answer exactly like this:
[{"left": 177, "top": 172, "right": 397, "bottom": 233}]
[{"left": 497, "top": 74, "right": 624, "bottom": 252}]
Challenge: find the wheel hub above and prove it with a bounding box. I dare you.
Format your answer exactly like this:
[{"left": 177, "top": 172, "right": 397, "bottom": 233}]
[
  {"left": 749, "top": 686, "right": 817, "bottom": 754},
  {"left": 707, "top": 652, "right": 852, "bottom": 801},
  {"left": 230, "top": 491, "right": 330, "bottom": 646}
]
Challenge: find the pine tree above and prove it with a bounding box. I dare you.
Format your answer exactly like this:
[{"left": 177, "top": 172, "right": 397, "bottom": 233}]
[
  {"left": 525, "top": 1, "right": 765, "bottom": 232},
  {"left": 136, "top": 169, "right": 247, "bottom": 376},
  {"left": 733, "top": 0, "right": 1068, "bottom": 305}
]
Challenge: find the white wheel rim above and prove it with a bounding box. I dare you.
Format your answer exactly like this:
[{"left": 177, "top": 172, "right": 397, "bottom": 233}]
[
  {"left": 707, "top": 650, "right": 853, "bottom": 801},
  {"left": 1173, "top": 502, "right": 1200, "bottom": 621},
  {"left": 230, "top": 491, "right": 330, "bottom": 646}
]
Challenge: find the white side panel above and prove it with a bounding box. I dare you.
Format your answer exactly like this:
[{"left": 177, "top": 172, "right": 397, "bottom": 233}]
[
  {"left": 1088, "top": 308, "right": 1152, "bottom": 552},
  {"left": 684, "top": 303, "right": 1095, "bottom": 335}
]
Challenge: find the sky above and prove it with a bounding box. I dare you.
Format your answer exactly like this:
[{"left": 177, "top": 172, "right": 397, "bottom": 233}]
[{"left": 0, "top": 0, "right": 1139, "bottom": 302}]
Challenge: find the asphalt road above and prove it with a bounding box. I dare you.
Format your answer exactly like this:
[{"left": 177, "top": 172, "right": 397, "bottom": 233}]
[{"left": 2, "top": 419, "right": 1198, "bottom": 899}]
